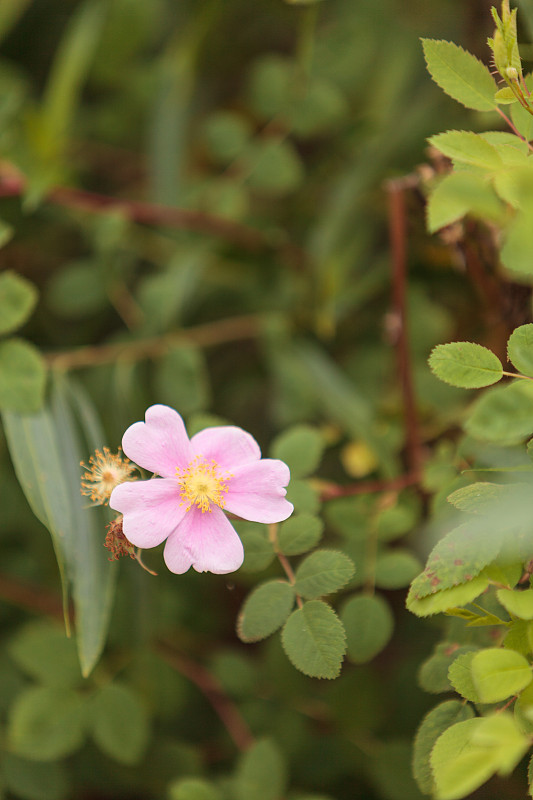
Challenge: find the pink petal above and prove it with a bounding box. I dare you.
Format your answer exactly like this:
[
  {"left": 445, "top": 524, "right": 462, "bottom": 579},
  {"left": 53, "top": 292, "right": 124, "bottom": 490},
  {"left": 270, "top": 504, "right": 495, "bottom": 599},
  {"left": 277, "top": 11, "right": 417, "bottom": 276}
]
[
  {"left": 224, "top": 459, "right": 293, "bottom": 524},
  {"left": 121, "top": 405, "right": 191, "bottom": 477},
  {"left": 190, "top": 426, "right": 261, "bottom": 471},
  {"left": 163, "top": 506, "right": 244, "bottom": 574},
  {"left": 109, "top": 478, "right": 186, "bottom": 548}
]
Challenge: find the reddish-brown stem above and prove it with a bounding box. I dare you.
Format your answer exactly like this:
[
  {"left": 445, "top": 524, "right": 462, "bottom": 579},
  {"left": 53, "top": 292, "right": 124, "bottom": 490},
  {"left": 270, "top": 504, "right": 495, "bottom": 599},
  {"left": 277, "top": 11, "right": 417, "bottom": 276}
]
[
  {"left": 45, "top": 313, "right": 262, "bottom": 371},
  {"left": 0, "top": 572, "right": 71, "bottom": 622},
  {"left": 268, "top": 524, "right": 303, "bottom": 608},
  {"left": 320, "top": 471, "right": 419, "bottom": 501},
  {"left": 156, "top": 639, "right": 255, "bottom": 752},
  {"left": 386, "top": 180, "right": 424, "bottom": 478},
  {"left": 495, "top": 107, "right": 533, "bottom": 150},
  {"left": 0, "top": 171, "right": 267, "bottom": 252}
]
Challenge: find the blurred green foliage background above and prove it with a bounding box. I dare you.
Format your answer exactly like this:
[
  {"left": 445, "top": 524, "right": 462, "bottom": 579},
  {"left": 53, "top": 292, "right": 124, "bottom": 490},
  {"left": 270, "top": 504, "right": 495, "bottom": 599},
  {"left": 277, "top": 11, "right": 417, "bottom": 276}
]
[{"left": 0, "top": 1, "right": 525, "bottom": 798}]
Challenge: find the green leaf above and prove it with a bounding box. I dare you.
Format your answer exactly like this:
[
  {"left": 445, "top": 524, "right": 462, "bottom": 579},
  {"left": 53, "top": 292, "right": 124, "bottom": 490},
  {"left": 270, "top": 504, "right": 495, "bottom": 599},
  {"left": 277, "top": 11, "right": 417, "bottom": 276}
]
[
  {"left": 431, "top": 714, "right": 529, "bottom": 800},
  {"left": 368, "top": 740, "right": 426, "bottom": 800},
  {"left": 281, "top": 600, "right": 346, "bottom": 679},
  {"left": 245, "top": 139, "right": 304, "bottom": 197},
  {"left": 89, "top": 683, "right": 149, "bottom": 765},
  {"left": 471, "top": 647, "right": 532, "bottom": 702},
  {"left": 270, "top": 425, "right": 325, "bottom": 479},
  {"left": 2, "top": 376, "right": 117, "bottom": 676},
  {"left": 427, "top": 171, "right": 503, "bottom": 233},
  {"left": 495, "top": 86, "right": 518, "bottom": 103},
  {"left": 374, "top": 550, "right": 422, "bottom": 589},
  {"left": 277, "top": 513, "right": 324, "bottom": 556},
  {"left": 8, "top": 687, "right": 86, "bottom": 761},
  {"left": 429, "top": 342, "right": 503, "bottom": 389},
  {"left": 408, "top": 574, "right": 491, "bottom": 617},
  {"left": 2, "top": 752, "right": 69, "bottom": 800},
  {"left": 507, "top": 324, "right": 533, "bottom": 377},
  {"left": 0, "top": 338, "right": 46, "bottom": 413},
  {"left": 421, "top": 39, "right": 498, "bottom": 111},
  {"left": 235, "top": 739, "right": 287, "bottom": 800},
  {"left": 448, "top": 651, "right": 481, "bottom": 702},
  {"left": 168, "top": 778, "right": 222, "bottom": 800},
  {"left": 237, "top": 580, "right": 295, "bottom": 642},
  {"left": 429, "top": 131, "right": 502, "bottom": 169},
  {"left": 0, "top": 271, "right": 38, "bottom": 335},
  {"left": 447, "top": 482, "right": 505, "bottom": 513},
  {"left": 46, "top": 260, "right": 108, "bottom": 318},
  {"left": 285, "top": 479, "right": 320, "bottom": 515},
  {"left": 8, "top": 621, "right": 82, "bottom": 688},
  {"left": 465, "top": 379, "right": 533, "bottom": 443},
  {"left": 235, "top": 522, "right": 275, "bottom": 572},
  {"left": 497, "top": 587, "right": 533, "bottom": 619},
  {"left": 202, "top": 111, "right": 252, "bottom": 164},
  {"left": 501, "top": 200, "right": 533, "bottom": 276},
  {"left": 408, "top": 522, "right": 502, "bottom": 601},
  {"left": 418, "top": 643, "right": 479, "bottom": 694},
  {"left": 293, "top": 549, "right": 354, "bottom": 599},
  {"left": 413, "top": 701, "right": 475, "bottom": 794},
  {"left": 340, "top": 593, "right": 394, "bottom": 664}
]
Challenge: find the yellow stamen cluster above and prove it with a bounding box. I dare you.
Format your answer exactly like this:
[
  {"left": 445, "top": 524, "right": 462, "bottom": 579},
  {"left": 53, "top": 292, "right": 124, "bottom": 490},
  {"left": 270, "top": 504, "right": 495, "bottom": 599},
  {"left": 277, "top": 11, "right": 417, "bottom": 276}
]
[
  {"left": 80, "top": 447, "right": 136, "bottom": 505},
  {"left": 176, "top": 456, "right": 230, "bottom": 513}
]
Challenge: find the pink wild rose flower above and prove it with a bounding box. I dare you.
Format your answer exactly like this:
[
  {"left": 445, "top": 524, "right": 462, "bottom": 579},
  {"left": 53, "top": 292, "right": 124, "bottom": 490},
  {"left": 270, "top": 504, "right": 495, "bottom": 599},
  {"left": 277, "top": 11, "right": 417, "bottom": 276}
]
[{"left": 109, "top": 405, "right": 293, "bottom": 574}]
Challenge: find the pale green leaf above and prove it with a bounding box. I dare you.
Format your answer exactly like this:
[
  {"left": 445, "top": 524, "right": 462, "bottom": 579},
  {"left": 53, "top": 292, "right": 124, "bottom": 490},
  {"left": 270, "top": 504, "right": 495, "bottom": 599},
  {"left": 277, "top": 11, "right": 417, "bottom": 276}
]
[
  {"left": 465, "top": 379, "right": 533, "bottom": 443},
  {"left": 427, "top": 171, "right": 503, "bottom": 233},
  {"left": 0, "top": 339, "right": 46, "bottom": 413},
  {"left": 341, "top": 593, "right": 394, "bottom": 664},
  {"left": 407, "top": 575, "right": 491, "bottom": 617},
  {"left": 8, "top": 687, "right": 86, "bottom": 761},
  {"left": 0, "top": 270, "right": 38, "bottom": 335},
  {"left": 495, "top": 86, "right": 518, "bottom": 103},
  {"left": 421, "top": 39, "right": 498, "bottom": 111},
  {"left": 2, "top": 752, "right": 69, "bottom": 800},
  {"left": 418, "top": 643, "right": 479, "bottom": 694},
  {"left": 413, "top": 701, "right": 474, "bottom": 794},
  {"left": 471, "top": 647, "right": 532, "bottom": 702},
  {"left": 168, "top": 778, "right": 222, "bottom": 800},
  {"left": 293, "top": 549, "right": 354, "bottom": 599},
  {"left": 429, "top": 342, "right": 503, "bottom": 389},
  {"left": 374, "top": 550, "right": 422, "bottom": 589},
  {"left": 429, "top": 131, "right": 502, "bottom": 169},
  {"left": 89, "top": 683, "right": 149, "bottom": 765},
  {"left": 447, "top": 482, "right": 505, "bottom": 513},
  {"left": 281, "top": 600, "right": 346, "bottom": 679},
  {"left": 507, "top": 323, "right": 533, "bottom": 377},
  {"left": 235, "top": 739, "right": 287, "bottom": 800},
  {"left": 237, "top": 580, "right": 295, "bottom": 642},
  {"left": 270, "top": 425, "right": 325, "bottom": 479},
  {"left": 497, "top": 587, "right": 533, "bottom": 619},
  {"left": 448, "top": 651, "right": 481, "bottom": 702}
]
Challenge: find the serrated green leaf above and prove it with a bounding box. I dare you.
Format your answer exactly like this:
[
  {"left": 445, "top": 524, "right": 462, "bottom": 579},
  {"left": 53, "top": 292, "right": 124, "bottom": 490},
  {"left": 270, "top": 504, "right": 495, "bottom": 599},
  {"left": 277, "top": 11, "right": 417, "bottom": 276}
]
[
  {"left": 237, "top": 580, "right": 295, "bottom": 642},
  {"left": 270, "top": 425, "right": 325, "bottom": 479},
  {"left": 89, "top": 683, "right": 149, "bottom": 765},
  {"left": 235, "top": 739, "right": 287, "bottom": 800},
  {"left": 8, "top": 621, "right": 82, "bottom": 688},
  {"left": 431, "top": 714, "right": 529, "bottom": 800},
  {"left": 429, "top": 342, "right": 503, "bottom": 389},
  {"left": 413, "top": 700, "right": 474, "bottom": 794},
  {"left": 465, "top": 379, "right": 533, "bottom": 443},
  {"left": 340, "top": 593, "right": 394, "bottom": 664},
  {"left": 281, "top": 600, "right": 346, "bottom": 679},
  {"left": 407, "top": 574, "right": 491, "bottom": 617},
  {"left": 507, "top": 324, "right": 533, "bottom": 377},
  {"left": 0, "top": 338, "right": 46, "bottom": 413},
  {"left": 0, "top": 271, "right": 38, "bottom": 335},
  {"left": 277, "top": 514, "right": 324, "bottom": 556},
  {"left": 421, "top": 39, "right": 498, "bottom": 111},
  {"left": 8, "top": 687, "right": 86, "bottom": 761},
  {"left": 429, "top": 131, "right": 502, "bottom": 169},
  {"left": 447, "top": 482, "right": 505, "bottom": 513},
  {"left": 497, "top": 587, "right": 533, "bottom": 619},
  {"left": 427, "top": 171, "right": 503, "bottom": 233},
  {"left": 408, "top": 522, "right": 502, "bottom": 601},
  {"left": 294, "top": 549, "right": 354, "bottom": 599},
  {"left": 448, "top": 651, "right": 481, "bottom": 702},
  {"left": 495, "top": 86, "right": 518, "bottom": 103},
  {"left": 374, "top": 550, "right": 422, "bottom": 589},
  {"left": 471, "top": 647, "right": 532, "bottom": 702}
]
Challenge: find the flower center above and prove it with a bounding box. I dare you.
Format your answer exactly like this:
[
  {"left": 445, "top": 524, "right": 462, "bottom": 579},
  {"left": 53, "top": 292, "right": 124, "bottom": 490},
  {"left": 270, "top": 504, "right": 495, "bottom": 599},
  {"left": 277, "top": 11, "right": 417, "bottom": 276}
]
[{"left": 176, "top": 457, "right": 230, "bottom": 513}]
